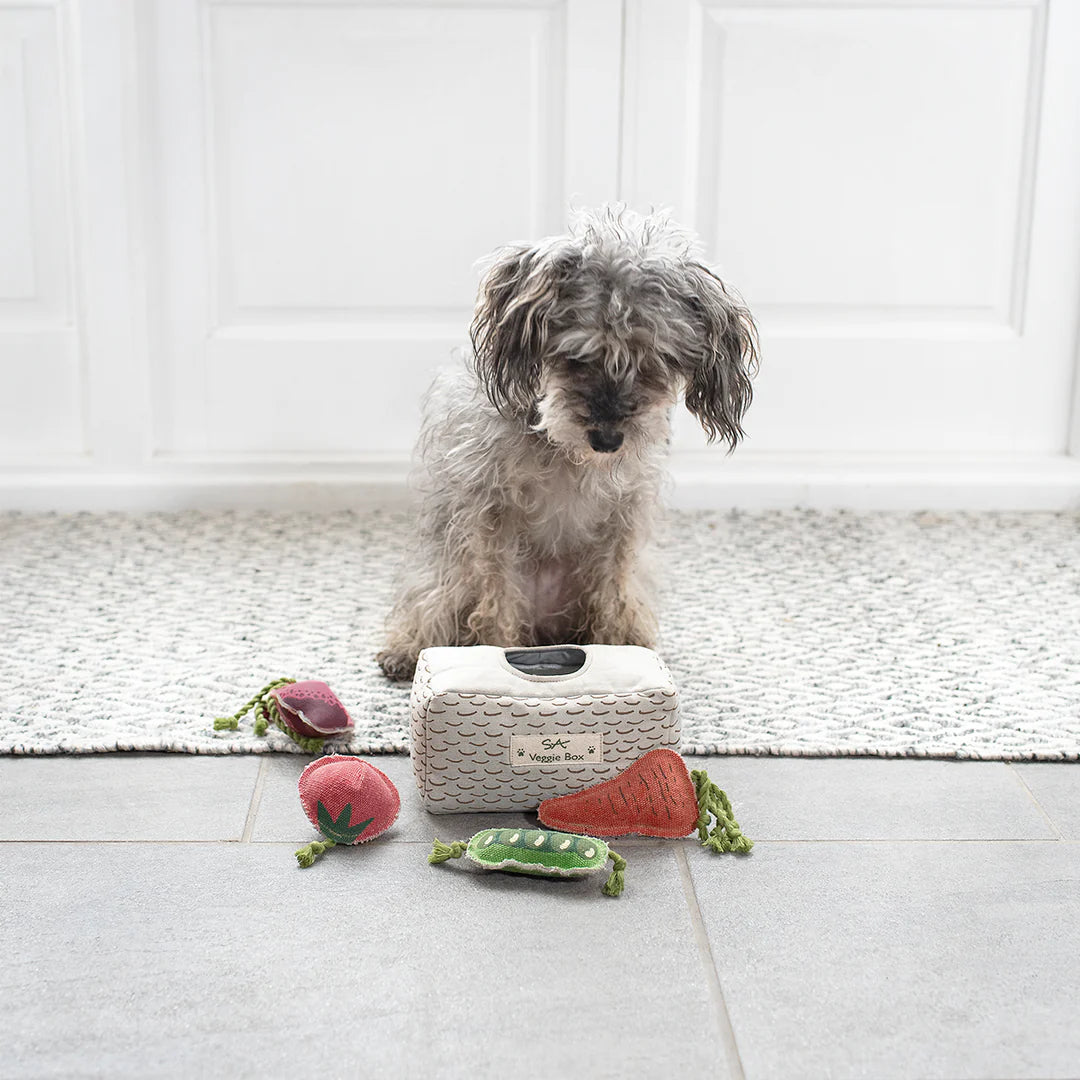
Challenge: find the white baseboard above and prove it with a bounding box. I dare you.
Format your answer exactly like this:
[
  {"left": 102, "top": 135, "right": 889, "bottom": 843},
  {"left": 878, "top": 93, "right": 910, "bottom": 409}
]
[
  {"left": 1, "top": 453, "right": 1079, "bottom": 512},
  {"left": 667, "top": 452, "right": 1080, "bottom": 511}
]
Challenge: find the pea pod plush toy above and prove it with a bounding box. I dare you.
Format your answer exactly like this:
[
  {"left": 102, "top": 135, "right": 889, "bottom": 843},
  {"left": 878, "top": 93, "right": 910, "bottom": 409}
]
[{"left": 429, "top": 828, "right": 627, "bottom": 897}]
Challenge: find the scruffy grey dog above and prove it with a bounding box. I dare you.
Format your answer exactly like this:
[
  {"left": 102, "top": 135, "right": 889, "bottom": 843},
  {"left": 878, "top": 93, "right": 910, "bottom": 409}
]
[{"left": 377, "top": 207, "right": 757, "bottom": 681}]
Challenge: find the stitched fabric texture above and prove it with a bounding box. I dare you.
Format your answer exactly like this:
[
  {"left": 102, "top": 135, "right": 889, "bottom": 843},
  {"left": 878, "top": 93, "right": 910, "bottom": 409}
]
[
  {"left": 298, "top": 755, "right": 400, "bottom": 844},
  {"left": 537, "top": 748, "right": 702, "bottom": 838}
]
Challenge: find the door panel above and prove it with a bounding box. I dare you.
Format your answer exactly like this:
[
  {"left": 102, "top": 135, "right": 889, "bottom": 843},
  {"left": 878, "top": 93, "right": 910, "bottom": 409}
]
[
  {"left": 624, "top": 0, "right": 1080, "bottom": 456},
  {"left": 147, "top": 0, "right": 622, "bottom": 456},
  {"left": 0, "top": 3, "right": 83, "bottom": 459}
]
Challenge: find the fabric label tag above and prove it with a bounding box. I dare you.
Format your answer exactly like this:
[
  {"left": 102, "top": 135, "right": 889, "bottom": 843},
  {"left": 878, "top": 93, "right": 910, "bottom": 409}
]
[{"left": 510, "top": 733, "right": 604, "bottom": 767}]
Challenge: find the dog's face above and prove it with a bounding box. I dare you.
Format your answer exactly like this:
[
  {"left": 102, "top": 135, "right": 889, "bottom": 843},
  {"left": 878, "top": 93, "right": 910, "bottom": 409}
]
[{"left": 469, "top": 208, "right": 758, "bottom": 462}]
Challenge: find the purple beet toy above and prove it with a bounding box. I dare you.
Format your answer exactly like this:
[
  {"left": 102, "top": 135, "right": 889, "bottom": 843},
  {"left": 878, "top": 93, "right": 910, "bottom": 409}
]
[{"left": 213, "top": 678, "right": 354, "bottom": 752}]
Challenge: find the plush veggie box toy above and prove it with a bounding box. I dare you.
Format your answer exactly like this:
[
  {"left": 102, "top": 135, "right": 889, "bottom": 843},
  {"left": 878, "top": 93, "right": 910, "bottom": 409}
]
[{"left": 410, "top": 644, "right": 679, "bottom": 813}]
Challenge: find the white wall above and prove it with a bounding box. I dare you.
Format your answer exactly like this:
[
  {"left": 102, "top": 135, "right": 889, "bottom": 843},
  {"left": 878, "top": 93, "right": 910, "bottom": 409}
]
[{"left": 2, "top": 0, "right": 1079, "bottom": 511}]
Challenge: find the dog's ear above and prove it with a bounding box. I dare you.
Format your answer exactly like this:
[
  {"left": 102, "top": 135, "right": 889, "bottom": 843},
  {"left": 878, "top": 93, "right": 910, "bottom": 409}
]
[
  {"left": 680, "top": 264, "right": 759, "bottom": 451},
  {"left": 469, "top": 244, "right": 559, "bottom": 417}
]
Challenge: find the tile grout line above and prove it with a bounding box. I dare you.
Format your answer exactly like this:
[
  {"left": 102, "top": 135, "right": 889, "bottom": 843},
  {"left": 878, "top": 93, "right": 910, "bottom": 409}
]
[
  {"left": 1006, "top": 762, "right": 1065, "bottom": 840},
  {"left": 0, "top": 838, "right": 544, "bottom": 846},
  {"left": 727, "top": 837, "right": 1071, "bottom": 845},
  {"left": 4, "top": 837, "right": 1079, "bottom": 846},
  {"left": 675, "top": 845, "right": 746, "bottom": 1080},
  {"left": 241, "top": 757, "right": 270, "bottom": 843}
]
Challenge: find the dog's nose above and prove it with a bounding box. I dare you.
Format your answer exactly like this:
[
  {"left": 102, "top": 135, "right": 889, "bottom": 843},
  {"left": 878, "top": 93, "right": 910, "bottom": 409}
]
[{"left": 587, "top": 429, "right": 624, "bottom": 453}]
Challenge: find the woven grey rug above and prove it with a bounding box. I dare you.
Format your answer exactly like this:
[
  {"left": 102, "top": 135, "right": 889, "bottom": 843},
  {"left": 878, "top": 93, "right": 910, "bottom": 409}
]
[{"left": 1, "top": 509, "right": 1078, "bottom": 759}]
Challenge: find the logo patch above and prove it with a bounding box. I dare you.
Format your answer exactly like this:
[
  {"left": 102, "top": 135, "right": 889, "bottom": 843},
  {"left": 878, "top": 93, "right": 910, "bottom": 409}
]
[{"left": 510, "top": 733, "right": 604, "bottom": 767}]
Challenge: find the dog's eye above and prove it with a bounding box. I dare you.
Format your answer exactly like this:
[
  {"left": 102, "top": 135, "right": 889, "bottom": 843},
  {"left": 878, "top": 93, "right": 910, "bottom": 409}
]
[{"left": 565, "top": 356, "right": 588, "bottom": 367}]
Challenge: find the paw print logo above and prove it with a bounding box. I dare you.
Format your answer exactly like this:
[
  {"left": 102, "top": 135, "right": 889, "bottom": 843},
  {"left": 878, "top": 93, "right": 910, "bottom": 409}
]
[
  {"left": 516, "top": 748, "right": 525, "bottom": 758},
  {"left": 587, "top": 745, "right": 596, "bottom": 755}
]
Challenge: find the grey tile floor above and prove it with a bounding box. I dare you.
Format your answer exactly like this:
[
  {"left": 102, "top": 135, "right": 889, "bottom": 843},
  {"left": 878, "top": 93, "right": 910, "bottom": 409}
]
[{"left": 1, "top": 754, "right": 1078, "bottom": 1080}]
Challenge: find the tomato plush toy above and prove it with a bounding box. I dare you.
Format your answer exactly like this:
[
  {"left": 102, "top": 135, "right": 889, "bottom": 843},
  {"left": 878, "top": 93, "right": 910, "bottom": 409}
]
[{"left": 294, "top": 755, "right": 401, "bottom": 867}]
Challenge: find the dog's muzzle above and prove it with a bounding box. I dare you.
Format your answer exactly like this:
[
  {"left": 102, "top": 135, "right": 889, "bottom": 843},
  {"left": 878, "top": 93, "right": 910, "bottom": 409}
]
[{"left": 587, "top": 428, "right": 624, "bottom": 453}]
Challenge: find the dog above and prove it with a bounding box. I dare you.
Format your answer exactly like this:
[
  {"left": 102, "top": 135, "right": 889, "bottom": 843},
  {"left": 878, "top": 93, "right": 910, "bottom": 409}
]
[{"left": 377, "top": 206, "right": 758, "bottom": 681}]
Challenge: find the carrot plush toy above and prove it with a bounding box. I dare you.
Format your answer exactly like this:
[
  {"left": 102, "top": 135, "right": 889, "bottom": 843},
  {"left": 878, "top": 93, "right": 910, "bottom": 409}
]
[{"left": 537, "top": 748, "right": 753, "bottom": 853}]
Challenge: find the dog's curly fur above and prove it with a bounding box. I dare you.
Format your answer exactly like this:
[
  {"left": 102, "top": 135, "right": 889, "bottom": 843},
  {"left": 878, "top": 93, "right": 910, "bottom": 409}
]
[{"left": 377, "top": 207, "right": 758, "bottom": 681}]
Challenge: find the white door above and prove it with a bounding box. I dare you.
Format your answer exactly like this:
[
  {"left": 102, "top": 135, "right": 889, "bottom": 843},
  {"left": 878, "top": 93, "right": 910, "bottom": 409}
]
[
  {"left": 0, "top": 4, "right": 82, "bottom": 459},
  {"left": 623, "top": 0, "right": 1080, "bottom": 459},
  {"left": 0, "top": 0, "right": 148, "bottom": 481},
  {"left": 145, "top": 0, "right": 623, "bottom": 459}
]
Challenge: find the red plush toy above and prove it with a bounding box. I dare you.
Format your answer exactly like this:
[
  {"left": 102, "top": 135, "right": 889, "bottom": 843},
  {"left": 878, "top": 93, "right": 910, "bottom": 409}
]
[
  {"left": 537, "top": 748, "right": 752, "bottom": 853},
  {"left": 294, "top": 755, "right": 401, "bottom": 867}
]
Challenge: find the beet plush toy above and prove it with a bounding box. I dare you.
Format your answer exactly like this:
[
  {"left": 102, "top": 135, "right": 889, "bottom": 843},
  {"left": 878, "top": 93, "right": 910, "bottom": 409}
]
[{"left": 213, "top": 678, "right": 354, "bottom": 752}]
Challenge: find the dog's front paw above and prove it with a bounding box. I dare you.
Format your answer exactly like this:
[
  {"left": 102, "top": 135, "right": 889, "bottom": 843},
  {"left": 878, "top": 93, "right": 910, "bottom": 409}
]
[{"left": 377, "top": 649, "right": 418, "bottom": 682}]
